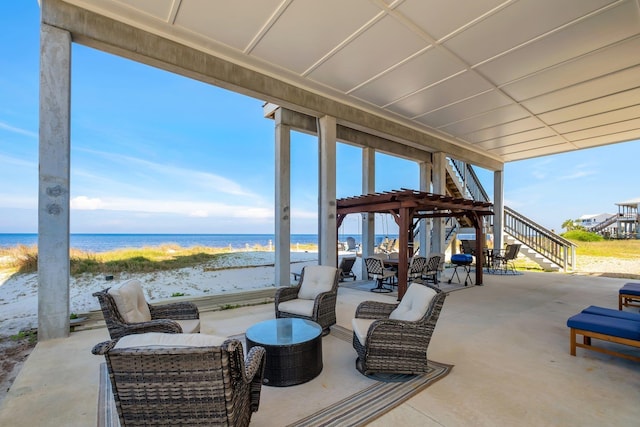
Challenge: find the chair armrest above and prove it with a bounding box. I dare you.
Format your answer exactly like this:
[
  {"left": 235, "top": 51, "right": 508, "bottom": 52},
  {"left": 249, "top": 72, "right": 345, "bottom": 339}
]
[
  {"left": 91, "top": 339, "right": 118, "bottom": 355},
  {"left": 149, "top": 301, "right": 200, "bottom": 320},
  {"left": 123, "top": 319, "right": 184, "bottom": 334},
  {"left": 244, "top": 345, "right": 266, "bottom": 381},
  {"left": 275, "top": 286, "right": 300, "bottom": 304},
  {"left": 355, "top": 301, "right": 398, "bottom": 319}
]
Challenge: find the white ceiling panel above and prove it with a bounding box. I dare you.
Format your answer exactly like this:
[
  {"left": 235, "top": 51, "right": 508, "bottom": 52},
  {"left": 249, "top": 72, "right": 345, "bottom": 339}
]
[
  {"left": 475, "top": 128, "right": 557, "bottom": 150},
  {"left": 308, "top": 15, "right": 426, "bottom": 92},
  {"left": 174, "top": 0, "right": 283, "bottom": 50},
  {"left": 476, "top": 1, "right": 640, "bottom": 86},
  {"left": 522, "top": 66, "right": 640, "bottom": 114},
  {"left": 572, "top": 130, "right": 640, "bottom": 148},
  {"left": 501, "top": 36, "right": 640, "bottom": 102},
  {"left": 395, "top": 0, "right": 506, "bottom": 41},
  {"left": 442, "top": 0, "right": 615, "bottom": 66},
  {"left": 440, "top": 105, "right": 531, "bottom": 136},
  {"left": 538, "top": 87, "right": 640, "bottom": 125},
  {"left": 500, "top": 141, "right": 575, "bottom": 161},
  {"left": 112, "top": 0, "right": 174, "bottom": 21},
  {"left": 350, "top": 47, "right": 464, "bottom": 107},
  {"left": 58, "top": 0, "right": 640, "bottom": 163},
  {"left": 250, "top": 0, "right": 380, "bottom": 74},
  {"left": 463, "top": 117, "right": 544, "bottom": 144},
  {"left": 416, "top": 90, "right": 513, "bottom": 128},
  {"left": 551, "top": 105, "right": 640, "bottom": 134},
  {"left": 387, "top": 71, "right": 492, "bottom": 118},
  {"left": 564, "top": 118, "right": 640, "bottom": 142}
]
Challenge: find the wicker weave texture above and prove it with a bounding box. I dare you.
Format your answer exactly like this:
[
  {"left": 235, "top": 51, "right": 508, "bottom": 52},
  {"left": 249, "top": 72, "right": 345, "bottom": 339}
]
[
  {"left": 352, "top": 283, "right": 446, "bottom": 375},
  {"left": 93, "top": 287, "right": 200, "bottom": 340},
  {"left": 92, "top": 338, "right": 265, "bottom": 426}
]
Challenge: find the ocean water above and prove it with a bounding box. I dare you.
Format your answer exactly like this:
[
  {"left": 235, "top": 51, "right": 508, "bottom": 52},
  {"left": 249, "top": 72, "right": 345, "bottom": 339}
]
[{"left": 0, "top": 233, "right": 397, "bottom": 253}]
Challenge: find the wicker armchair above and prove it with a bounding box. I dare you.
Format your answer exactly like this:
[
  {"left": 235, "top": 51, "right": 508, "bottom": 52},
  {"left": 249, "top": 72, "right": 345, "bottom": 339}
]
[
  {"left": 275, "top": 265, "right": 340, "bottom": 335},
  {"left": 351, "top": 283, "right": 446, "bottom": 376},
  {"left": 92, "top": 333, "right": 266, "bottom": 427},
  {"left": 93, "top": 279, "right": 200, "bottom": 340}
]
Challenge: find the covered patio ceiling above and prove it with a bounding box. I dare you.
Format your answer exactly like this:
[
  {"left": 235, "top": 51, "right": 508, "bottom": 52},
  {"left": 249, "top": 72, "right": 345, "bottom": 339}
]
[
  {"left": 46, "top": 0, "right": 640, "bottom": 169},
  {"left": 337, "top": 189, "right": 494, "bottom": 295}
]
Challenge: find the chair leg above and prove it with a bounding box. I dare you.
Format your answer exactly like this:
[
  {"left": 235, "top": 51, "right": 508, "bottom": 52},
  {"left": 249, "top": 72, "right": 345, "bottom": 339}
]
[{"left": 371, "top": 278, "right": 392, "bottom": 293}]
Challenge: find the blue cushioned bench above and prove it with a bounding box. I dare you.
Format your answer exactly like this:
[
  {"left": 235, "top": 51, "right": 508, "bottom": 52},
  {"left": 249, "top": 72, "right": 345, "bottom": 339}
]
[
  {"left": 618, "top": 282, "right": 640, "bottom": 310},
  {"left": 567, "top": 305, "right": 640, "bottom": 362}
]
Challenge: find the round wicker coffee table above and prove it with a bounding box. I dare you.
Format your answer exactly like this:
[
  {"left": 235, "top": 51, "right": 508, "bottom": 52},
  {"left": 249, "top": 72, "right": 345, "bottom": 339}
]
[{"left": 246, "top": 318, "right": 323, "bottom": 387}]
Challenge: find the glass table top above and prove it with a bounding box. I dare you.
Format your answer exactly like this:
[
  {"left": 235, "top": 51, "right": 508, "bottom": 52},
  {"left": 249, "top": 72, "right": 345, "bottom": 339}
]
[{"left": 245, "top": 318, "right": 322, "bottom": 346}]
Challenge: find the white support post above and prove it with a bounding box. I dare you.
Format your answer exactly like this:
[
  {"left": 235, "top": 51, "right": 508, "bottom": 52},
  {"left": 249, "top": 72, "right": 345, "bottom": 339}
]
[
  {"left": 274, "top": 109, "right": 291, "bottom": 286},
  {"left": 431, "top": 152, "right": 446, "bottom": 254},
  {"left": 493, "top": 169, "right": 504, "bottom": 251},
  {"left": 318, "top": 116, "right": 337, "bottom": 267},
  {"left": 361, "top": 147, "right": 375, "bottom": 277},
  {"left": 38, "top": 24, "right": 71, "bottom": 340},
  {"left": 419, "top": 160, "right": 432, "bottom": 255}
]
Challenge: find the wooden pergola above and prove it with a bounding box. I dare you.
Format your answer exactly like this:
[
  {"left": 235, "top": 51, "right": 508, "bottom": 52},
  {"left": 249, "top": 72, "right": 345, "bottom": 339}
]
[{"left": 337, "top": 189, "right": 494, "bottom": 298}]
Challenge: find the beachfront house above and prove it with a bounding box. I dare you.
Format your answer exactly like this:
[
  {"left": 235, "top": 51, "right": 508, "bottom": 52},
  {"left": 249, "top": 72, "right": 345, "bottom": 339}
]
[{"left": 36, "top": 0, "right": 640, "bottom": 340}]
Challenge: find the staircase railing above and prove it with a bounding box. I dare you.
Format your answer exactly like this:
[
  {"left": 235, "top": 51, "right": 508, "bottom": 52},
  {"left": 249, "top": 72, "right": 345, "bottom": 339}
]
[
  {"left": 587, "top": 214, "right": 619, "bottom": 233},
  {"left": 504, "top": 206, "right": 577, "bottom": 271},
  {"left": 450, "top": 159, "right": 490, "bottom": 202}
]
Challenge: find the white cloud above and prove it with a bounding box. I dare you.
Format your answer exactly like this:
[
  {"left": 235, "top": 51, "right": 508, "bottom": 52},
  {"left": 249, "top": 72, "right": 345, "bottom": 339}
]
[
  {"left": 77, "top": 148, "right": 260, "bottom": 199},
  {"left": 71, "top": 196, "right": 105, "bottom": 210},
  {"left": 0, "top": 121, "right": 37, "bottom": 138},
  {"left": 189, "top": 210, "right": 209, "bottom": 218}
]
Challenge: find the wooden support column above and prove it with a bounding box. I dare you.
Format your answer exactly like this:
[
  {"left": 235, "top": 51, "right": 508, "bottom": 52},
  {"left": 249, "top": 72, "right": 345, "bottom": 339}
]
[{"left": 398, "top": 207, "right": 413, "bottom": 299}]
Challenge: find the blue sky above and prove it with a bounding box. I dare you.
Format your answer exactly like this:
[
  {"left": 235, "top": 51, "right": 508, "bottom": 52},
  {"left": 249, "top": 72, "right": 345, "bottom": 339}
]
[{"left": 1, "top": 3, "right": 638, "bottom": 235}]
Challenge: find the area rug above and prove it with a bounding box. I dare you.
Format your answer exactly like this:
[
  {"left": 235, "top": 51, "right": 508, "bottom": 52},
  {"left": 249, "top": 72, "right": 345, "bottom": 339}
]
[{"left": 98, "top": 325, "right": 452, "bottom": 427}]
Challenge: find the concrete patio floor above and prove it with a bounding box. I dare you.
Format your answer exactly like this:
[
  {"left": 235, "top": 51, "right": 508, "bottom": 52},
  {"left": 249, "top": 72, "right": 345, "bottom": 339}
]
[{"left": 1, "top": 270, "right": 639, "bottom": 426}]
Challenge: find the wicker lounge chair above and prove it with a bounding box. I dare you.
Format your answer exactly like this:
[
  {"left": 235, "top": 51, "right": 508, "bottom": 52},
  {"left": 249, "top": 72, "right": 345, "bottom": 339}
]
[
  {"left": 351, "top": 283, "right": 446, "bottom": 375},
  {"left": 92, "top": 332, "right": 266, "bottom": 427},
  {"left": 338, "top": 256, "right": 357, "bottom": 281},
  {"left": 93, "top": 279, "right": 200, "bottom": 340},
  {"left": 275, "top": 265, "right": 340, "bottom": 335}
]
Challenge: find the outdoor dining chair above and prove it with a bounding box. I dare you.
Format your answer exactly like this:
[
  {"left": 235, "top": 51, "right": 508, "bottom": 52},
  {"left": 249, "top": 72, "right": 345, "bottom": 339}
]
[
  {"left": 492, "top": 243, "right": 521, "bottom": 274},
  {"left": 421, "top": 253, "right": 442, "bottom": 285},
  {"left": 364, "top": 256, "right": 396, "bottom": 293}
]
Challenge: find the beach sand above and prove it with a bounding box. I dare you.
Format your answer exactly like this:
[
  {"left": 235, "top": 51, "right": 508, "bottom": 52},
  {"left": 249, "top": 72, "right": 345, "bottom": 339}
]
[{"left": 0, "top": 250, "right": 327, "bottom": 338}]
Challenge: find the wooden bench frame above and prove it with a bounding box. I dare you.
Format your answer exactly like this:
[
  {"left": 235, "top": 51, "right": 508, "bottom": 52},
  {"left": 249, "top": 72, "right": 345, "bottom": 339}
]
[
  {"left": 618, "top": 292, "right": 640, "bottom": 310},
  {"left": 570, "top": 327, "right": 640, "bottom": 363}
]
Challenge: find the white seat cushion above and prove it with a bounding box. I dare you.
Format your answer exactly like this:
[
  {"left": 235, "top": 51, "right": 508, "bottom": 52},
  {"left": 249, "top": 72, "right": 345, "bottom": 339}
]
[
  {"left": 114, "top": 332, "right": 226, "bottom": 350},
  {"left": 352, "top": 318, "right": 375, "bottom": 346},
  {"left": 389, "top": 283, "right": 437, "bottom": 322},
  {"left": 278, "top": 299, "right": 314, "bottom": 317},
  {"left": 176, "top": 319, "right": 201, "bottom": 334},
  {"left": 297, "top": 266, "right": 337, "bottom": 300},
  {"left": 108, "top": 279, "right": 152, "bottom": 323}
]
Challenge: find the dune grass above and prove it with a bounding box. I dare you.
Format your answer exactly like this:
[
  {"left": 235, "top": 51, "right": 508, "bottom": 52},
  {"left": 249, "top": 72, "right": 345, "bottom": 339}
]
[
  {"left": 0, "top": 243, "right": 319, "bottom": 276},
  {"left": 572, "top": 239, "right": 640, "bottom": 259}
]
